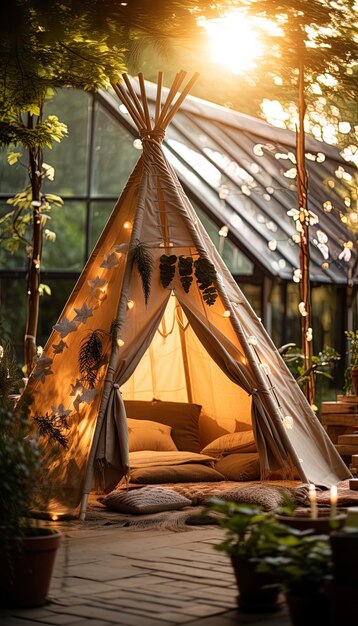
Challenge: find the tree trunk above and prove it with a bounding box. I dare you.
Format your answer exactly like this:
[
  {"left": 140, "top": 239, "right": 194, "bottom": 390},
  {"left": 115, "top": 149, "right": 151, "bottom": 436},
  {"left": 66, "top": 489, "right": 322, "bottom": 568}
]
[
  {"left": 296, "top": 56, "right": 315, "bottom": 406},
  {"left": 24, "top": 111, "right": 44, "bottom": 376}
]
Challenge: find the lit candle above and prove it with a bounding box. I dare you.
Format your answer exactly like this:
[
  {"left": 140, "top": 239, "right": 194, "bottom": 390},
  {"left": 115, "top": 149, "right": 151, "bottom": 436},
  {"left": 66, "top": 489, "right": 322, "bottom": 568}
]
[
  {"left": 309, "top": 484, "right": 318, "bottom": 519},
  {"left": 330, "top": 484, "right": 338, "bottom": 518}
]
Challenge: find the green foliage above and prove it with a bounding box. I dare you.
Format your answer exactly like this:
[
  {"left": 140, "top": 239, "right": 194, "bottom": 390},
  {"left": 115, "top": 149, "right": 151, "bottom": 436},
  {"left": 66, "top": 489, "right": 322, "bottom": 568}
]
[
  {"left": 206, "top": 499, "right": 294, "bottom": 560},
  {"left": 159, "top": 254, "right": 177, "bottom": 288},
  {"left": 279, "top": 343, "right": 340, "bottom": 388},
  {"left": 0, "top": 341, "right": 41, "bottom": 538},
  {"left": 345, "top": 330, "right": 358, "bottom": 370},
  {"left": 257, "top": 533, "right": 332, "bottom": 593},
  {"left": 207, "top": 498, "right": 332, "bottom": 594},
  {"left": 0, "top": 182, "right": 63, "bottom": 254},
  {"left": 131, "top": 241, "right": 153, "bottom": 305}
]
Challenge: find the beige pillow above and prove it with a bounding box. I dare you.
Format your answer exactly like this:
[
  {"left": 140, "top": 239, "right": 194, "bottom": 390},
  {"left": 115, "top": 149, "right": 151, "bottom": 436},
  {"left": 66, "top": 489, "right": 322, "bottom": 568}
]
[
  {"left": 130, "top": 463, "right": 225, "bottom": 484},
  {"left": 99, "top": 486, "right": 191, "bottom": 514},
  {"left": 124, "top": 400, "right": 202, "bottom": 452},
  {"left": 215, "top": 453, "right": 260, "bottom": 481},
  {"left": 201, "top": 431, "right": 256, "bottom": 458},
  {"left": 127, "top": 418, "right": 178, "bottom": 452}
]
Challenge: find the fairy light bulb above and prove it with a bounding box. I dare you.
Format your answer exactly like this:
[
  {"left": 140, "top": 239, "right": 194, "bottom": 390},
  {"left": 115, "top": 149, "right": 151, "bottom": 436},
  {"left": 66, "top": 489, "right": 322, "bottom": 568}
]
[
  {"left": 123, "top": 221, "right": 132, "bottom": 230},
  {"left": 117, "top": 338, "right": 125, "bottom": 347},
  {"left": 36, "top": 346, "right": 44, "bottom": 357},
  {"left": 223, "top": 310, "right": 231, "bottom": 318},
  {"left": 323, "top": 201, "right": 333, "bottom": 213},
  {"left": 306, "top": 327, "right": 313, "bottom": 342},
  {"left": 127, "top": 300, "right": 134, "bottom": 310},
  {"left": 248, "top": 336, "right": 257, "bottom": 346},
  {"left": 268, "top": 240, "right": 277, "bottom": 251},
  {"left": 282, "top": 415, "right": 294, "bottom": 430}
]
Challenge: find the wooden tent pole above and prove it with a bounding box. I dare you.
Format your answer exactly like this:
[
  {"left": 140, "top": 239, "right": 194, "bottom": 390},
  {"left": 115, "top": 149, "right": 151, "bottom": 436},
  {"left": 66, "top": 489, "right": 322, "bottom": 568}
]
[
  {"left": 162, "top": 73, "right": 200, "bottom": 129},
  {"left": 80, "top": 175, "right": 149, "bottom": 520},
  {"left": 155, "top": 71, "right": 163, "bottom": 124},
  {"left": 122, "top": 74, "right": 147, "bottom": 125},
  {"left": 155, "top": 70, "right": 187, "bottom": 129},
  {"left": 112, "top": 82, "right": 144, "bottom": 130},
  {"left": 176, "top": 303, "right": 193, "bottom": 403},
  {"left": 138, "top": 72, "right": 152, "bottom": 130}
]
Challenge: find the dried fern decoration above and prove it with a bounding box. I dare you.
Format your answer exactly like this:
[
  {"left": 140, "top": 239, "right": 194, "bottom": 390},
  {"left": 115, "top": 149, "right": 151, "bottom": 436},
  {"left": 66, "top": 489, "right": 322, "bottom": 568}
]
[
  {"left": 79, "top": 329, "right": 105, "bottom": 389},
  {"left": 33, "top": 410, "right": 70, "bottom": 448},
  {"left": 194, "top": 256, "right": 218, "bottom": 306},
  {"left": 178, "top": 255, "right": 193, "bottom": 293},
  {"left": 131, "top": 241, "right": 153, "bottom": 305},
  {"left": 159, "top": 254, "right": 177, "bottom": 288}
]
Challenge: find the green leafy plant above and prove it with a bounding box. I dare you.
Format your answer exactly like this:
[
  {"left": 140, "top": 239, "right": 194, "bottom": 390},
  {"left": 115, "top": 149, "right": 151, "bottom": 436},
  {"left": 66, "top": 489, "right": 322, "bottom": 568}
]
[
  {"left": 131, "top": 241, "right": 153, "bottom": 305},
  {"left": 159, "top": 254, "right": 177, "bottom": 288},
  {"left": 345, "top": 330, "right": 358, "bottom": 370},
  {"left": 0, "top": 338, "right": 70, "bottom": 539},
  {"left": 257, "top": 533, "right": 332, "bottom": 594},
  {"left": 279, "top": 343, "right": 340, "bottom": 388},
  {"left": 207, "top": 499, "right": 293, "bottom": 560}
]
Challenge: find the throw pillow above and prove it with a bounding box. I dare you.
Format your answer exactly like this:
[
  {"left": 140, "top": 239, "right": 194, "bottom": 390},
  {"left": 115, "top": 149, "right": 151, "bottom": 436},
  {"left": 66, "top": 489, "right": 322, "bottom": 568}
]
[
  {"left": 201, "top": 431, "right": 256, "bottom": 458},
  {"left": 130, "top": 463, "right": 225, "bottom": 484},
  {"left": 99, "top": 486, "right": 191, "bottom": 514},
  {"left": 215, "top": 453, "right": 260, "bottom": 481},
  {"left": 127, "top": 418, "right": 178, "bottom": 453},
  {"left": 218, "top": 484, "right": 284, "bottom": 511},
  {"left": 124, "top": 400, "right": 202, "bottom": 452}
]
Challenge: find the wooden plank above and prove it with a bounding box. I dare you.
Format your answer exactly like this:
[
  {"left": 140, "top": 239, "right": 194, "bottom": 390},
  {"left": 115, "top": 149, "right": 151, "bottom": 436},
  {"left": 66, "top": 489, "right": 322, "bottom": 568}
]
[
  {"left": 321, "top": 402, "right": 358, "bottom": 414},
  {"left": 338, "top": 433, "right": 358, "bottom": 445},
  {"left": 322, "top": 414, "right": 358, "bottom": 426},
  {"left": 337, "top": 395, "right": 358, "bottom": 403},
  {"left": 335, "top": 444, "right": 358, "bottom": 456}
]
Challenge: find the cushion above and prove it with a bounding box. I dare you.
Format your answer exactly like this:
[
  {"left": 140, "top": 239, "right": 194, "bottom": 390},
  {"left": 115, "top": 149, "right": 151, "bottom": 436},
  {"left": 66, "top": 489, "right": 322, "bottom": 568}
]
[
  {"left": 129, "top": 450, "right": 216, "bottom": 468},
  {"left": 124, "top": 400, "right": 202, "bottom": 452},
  {"left": 130, "top": 463, "right": 226, "bottom": 484},
  {"left": 217, "top": 484, "right": 284, "bottom": 511},
  {"left": 215, "top": 453, "right": 260, "bottom": 481},
  {"left": 99, "top": 486, "right": 191, "bottom": 514},
  {"left": 201, "top": 431, "right": 256, "bottom": 458},
  {"left": 127, "top": 418, "right": 178, "bottom": 452}
]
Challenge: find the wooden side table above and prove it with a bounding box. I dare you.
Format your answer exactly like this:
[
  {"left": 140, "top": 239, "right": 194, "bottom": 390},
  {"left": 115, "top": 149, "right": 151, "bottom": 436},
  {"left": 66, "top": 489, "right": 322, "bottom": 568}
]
[{"left": 321, "top": 398, "right": 358, "bottom": 467}]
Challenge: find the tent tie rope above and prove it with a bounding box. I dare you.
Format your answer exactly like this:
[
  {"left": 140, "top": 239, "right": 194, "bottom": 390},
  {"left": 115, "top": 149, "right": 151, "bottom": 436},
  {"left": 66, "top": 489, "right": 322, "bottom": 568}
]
[{"left": 139, "top": 129, "right": 165, "bottom": 143}]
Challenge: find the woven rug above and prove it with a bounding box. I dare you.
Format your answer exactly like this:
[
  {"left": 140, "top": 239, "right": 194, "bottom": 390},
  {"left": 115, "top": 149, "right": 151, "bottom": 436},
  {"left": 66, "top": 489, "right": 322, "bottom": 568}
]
[{"left": 315, "top": 479, "right": 358, "bottom": 507}]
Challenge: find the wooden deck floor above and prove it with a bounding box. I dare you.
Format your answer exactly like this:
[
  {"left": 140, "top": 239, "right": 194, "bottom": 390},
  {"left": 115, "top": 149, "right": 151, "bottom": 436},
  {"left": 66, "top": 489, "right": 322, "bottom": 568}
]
[{"left": 1, "top": 521, "right": 291, "bottom": 626}]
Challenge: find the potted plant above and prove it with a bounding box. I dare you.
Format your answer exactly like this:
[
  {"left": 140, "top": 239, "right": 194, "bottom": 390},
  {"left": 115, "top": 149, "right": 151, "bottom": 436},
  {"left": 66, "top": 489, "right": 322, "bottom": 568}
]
[
  {"left": 257, "top": 531, "right": 332, "bottom": 626},
  {"left": 207, "top": 499, "right": 290, "bottom": 612},
  {"left": 0, "top": 340, "right": 64, "bottom": 608},
  {"left": 345, "top": 330, "right": 358, "bottom": 395}
]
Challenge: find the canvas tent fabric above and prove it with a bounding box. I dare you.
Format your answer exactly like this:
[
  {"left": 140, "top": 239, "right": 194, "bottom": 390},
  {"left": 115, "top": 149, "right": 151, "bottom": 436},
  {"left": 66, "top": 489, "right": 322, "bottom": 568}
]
[{"left": 23, "top": 72, "right": 351, "bottom": 519}]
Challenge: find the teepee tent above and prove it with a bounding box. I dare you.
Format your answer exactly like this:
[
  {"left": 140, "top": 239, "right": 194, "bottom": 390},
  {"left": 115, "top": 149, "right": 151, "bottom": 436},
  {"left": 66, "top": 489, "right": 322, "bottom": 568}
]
[{"left": 24, "top": 72, "right": 350, "bottom": 519}]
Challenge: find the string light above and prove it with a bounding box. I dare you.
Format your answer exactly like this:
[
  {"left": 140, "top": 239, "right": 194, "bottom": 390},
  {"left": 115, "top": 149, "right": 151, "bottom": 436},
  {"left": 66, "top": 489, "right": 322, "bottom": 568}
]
[
  {"left": 306, "top": 327, "right": 313, "bottom": 342},
  {"left": 298, "top": 301, "right": 308, "bottom": 317},
  {"left": 268, "top": 240, "right": 277, "bottom": 251},
  {"left": 127, "top": 300, "right": 134, "bottom": 310},
  {"left": 282, "top": 415, "right": 294, "bottom": 430},
  {"left": 223, "top": 310, "right": 231, "bottom": 318},
  {"left": 247, "top": 336, "right": 257, "bottom": 345},
  {"left": 123, "top": 221, "right": 132, "bottom": 230},
  {"left": 116, "top": 339, "right": 125, "bottom": 347},
  {"left": 218, "top": 225, "right": 229, "bottom": 237},
  {"left": 323, "top": 200, "right": 333, "bottom": 212},
  {"left": 36, "top": 346, "right": 44, "bottom": 357}
]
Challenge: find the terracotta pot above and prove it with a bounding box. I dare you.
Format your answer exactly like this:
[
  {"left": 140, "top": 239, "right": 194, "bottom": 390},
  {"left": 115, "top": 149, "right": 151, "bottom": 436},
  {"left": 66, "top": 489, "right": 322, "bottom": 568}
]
[
  {"left": 0, "top": 528, "right": 61, "bottom": 608},
  {"left": 230, "top": 555, "right": 282, "bottom": 612},
  {"left": 276, "top": 511, "right": 347, "bottom": 535},
  {"left": 286, "top": 589, "right": 329, "bottom": 626}
]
